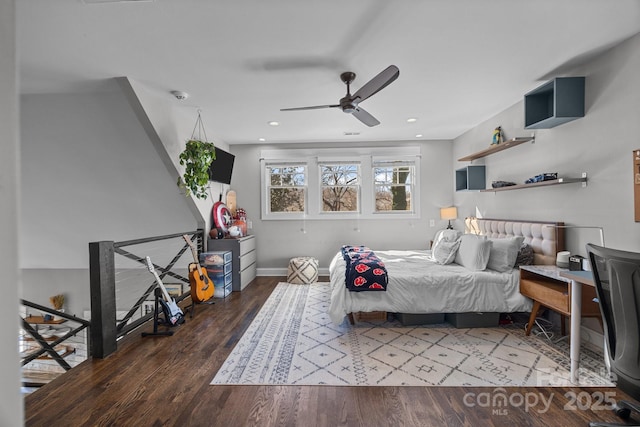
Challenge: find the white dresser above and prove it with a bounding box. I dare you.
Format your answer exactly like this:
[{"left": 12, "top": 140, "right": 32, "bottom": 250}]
[{"left": 207, "top": 235, "right": 257, "bottom": 291}]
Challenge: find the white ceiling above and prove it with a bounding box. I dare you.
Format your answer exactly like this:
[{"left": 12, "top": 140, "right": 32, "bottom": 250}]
[{"left": 17, "top": 0, "right": 640, "bottom": 145}]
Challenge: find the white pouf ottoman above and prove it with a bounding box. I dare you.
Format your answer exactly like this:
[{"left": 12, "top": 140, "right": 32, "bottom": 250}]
[{"left": 287, "top": 257, "right": 319, "bottom": 284}]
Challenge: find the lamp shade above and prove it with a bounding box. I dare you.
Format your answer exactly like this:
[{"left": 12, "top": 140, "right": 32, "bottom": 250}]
[{"left": 440, "top": 207, "right": 457, "bottom": 220}]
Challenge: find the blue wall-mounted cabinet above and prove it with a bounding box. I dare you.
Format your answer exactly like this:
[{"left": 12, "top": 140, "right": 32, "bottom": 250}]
[
  {"left": 524, "top": 77, "right": 585, "bottom": 129},
  {"left": 456, "top": 165, "right": 486, "bottom": 191}
]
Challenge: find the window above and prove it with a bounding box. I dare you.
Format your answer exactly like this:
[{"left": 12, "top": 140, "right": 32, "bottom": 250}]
[
  {"left": 266, "top": 164, "right": 306, "bottom": 214},
  {"left": 320, "top": 163, "right": 360, "bottom": 212},
  {"left": 373, "top": 162, "right": 414, "bottom": 213},
  {"left": 260, "top": 147, "right": 420, "bottom": 220}
]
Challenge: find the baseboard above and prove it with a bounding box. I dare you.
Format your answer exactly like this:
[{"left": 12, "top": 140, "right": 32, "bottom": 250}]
[
  {"left": 257, "top": 267, "right": 330, "bottom": 277},
  {"left": 581, "top": 325, "right": 604, "bottom": 350}
]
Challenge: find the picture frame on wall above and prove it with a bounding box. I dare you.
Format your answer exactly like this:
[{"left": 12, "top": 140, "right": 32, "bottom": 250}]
[{"left": 163, "top": 283, "right": 183, "bottom": 299}]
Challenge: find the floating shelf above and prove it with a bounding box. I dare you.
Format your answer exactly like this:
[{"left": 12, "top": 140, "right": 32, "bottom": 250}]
[
  {"left": 458, "top": 137, "right": 535, "bottom": 162},
  {"left": 481, "top": 175, "right": 587, "bottom": 192},
  {"left": 456, "top": 165, "right": 486, "bottom": 191},
  {"left": 524, "top": 77, "right": 585, "bottom": 129},
  {"left": 24, "top": 315, "right": 66, "bottom": 325}
]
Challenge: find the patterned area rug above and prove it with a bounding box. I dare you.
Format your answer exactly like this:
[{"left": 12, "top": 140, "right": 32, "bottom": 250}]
[{"left": 211, "top": 282, "right": 611, "bottom": 387}]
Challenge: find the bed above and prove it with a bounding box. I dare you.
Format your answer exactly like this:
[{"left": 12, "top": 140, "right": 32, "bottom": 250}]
[{"left": 328, "top": 218, "right": 565, "bottom": 325}]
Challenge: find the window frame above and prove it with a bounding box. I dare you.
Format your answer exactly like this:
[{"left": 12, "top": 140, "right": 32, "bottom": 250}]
[
  {"left": 260, "top": 147, "right": 420, "bottom": 220},
  {"left": 318, "top": 162, "right": 361, "bottom": 214},
  {"left": 262, "top": 162, "right": 308, "bottom": 219},
  {"left": 372, "top": 160, "right": 416, "bottom": 214}
]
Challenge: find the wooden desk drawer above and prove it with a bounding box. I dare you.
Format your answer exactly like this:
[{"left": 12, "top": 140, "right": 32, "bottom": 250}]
[{"left": 520, "top": 277, "right": 570, "bottom": 315}]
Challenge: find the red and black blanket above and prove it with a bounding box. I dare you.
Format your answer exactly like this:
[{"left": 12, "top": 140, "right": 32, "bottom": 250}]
[{"left": 341, "top": 245, "right": 388, "bottom": 292}]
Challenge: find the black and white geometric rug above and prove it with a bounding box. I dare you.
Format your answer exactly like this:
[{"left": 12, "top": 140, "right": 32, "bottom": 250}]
[{"left": 211, "top": 282, "right": 611, "bottom": 387}]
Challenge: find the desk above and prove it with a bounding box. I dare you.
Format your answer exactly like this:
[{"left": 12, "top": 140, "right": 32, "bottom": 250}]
[
  {"left": 560, "top": 269, "right": 596, "bottom": 384},
  {"left": 519, "top": 265, "right": 599, "bottom": 384}
]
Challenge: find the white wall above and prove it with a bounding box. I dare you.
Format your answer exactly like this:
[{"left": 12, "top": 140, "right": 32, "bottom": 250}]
[
  {"left": 229, "top": 140, "right": 453, "bottom": 270},
  {"left": 453, "top": 33, "right": 640, "bottom": 255},
  {"left": 122, "top": 77, "right": 231, "bottom": 233},
  {"left": 20, "top": 84, "right": 199, "bottom": 315},
  {"left": 0, "top": 0, "right": 23, "bottom": 425}
]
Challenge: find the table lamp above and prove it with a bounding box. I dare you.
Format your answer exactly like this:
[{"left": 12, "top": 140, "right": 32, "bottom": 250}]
[{"left": 440, "top": 207, "right": 457, "bottom": 229}]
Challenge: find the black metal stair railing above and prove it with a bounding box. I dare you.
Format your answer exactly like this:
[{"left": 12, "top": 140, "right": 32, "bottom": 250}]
[
  {"left": 89, "top": 229, "right": 205, "bottom": 358},
  {"left": 20, "top": 300, "right": 91, "bottom": 372}
]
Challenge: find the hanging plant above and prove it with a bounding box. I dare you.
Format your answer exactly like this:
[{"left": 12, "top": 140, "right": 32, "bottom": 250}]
[{"left": 177, "top": 111, "right": 216, "bottom": 200}]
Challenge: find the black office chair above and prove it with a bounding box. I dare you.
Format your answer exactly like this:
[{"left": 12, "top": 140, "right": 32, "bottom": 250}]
[{"left": 587, "top": 244, "right": 640, "bottom": 427}]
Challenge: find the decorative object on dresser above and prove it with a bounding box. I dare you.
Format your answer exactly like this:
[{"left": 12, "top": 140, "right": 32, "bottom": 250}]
[
  {"left": 207, "top": 235, "right": 256, "bottom": 291},
  {"left": 212, "top": 198, "right": 232, "bottom": 235}
]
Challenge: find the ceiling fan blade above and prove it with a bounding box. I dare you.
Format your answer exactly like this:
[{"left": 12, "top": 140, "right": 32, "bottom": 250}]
[
  {"left": 281, "top": 104, "right": 340, "bottom": 111},
  {"left": 352, "top": 106, "right": 380, "bottom": 127},
  {"left": 352, "top": 65, "right": 399, "bottom": 103}
]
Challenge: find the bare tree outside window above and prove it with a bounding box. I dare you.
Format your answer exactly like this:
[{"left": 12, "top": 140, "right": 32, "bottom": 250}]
[
  {"left": 374, "top": 165, "right": 413, "bottom": 212},
  {"left": 267, "top": 165, "right": 306, "bottom": 213},
  {"left": 320, "top": 164, "right": 360, "bottom": 212}
]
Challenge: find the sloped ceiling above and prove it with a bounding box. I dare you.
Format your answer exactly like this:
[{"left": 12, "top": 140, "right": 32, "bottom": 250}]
[{"left": 17, "top": 0, "right": 640, "bottom": 145}]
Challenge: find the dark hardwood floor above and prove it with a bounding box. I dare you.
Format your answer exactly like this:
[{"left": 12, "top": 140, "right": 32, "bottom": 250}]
[{"left": 25, "top": 276, "right": 639, "bottom": 426}]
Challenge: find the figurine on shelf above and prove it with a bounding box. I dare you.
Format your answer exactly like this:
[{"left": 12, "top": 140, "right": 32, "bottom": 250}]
[{"left": 491, "top": 126, "right": 504, "bottom": 145}]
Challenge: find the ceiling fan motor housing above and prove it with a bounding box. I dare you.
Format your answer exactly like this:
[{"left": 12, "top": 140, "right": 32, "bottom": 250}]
[{"left": 340, "top": 96, "right": 358, "bottom": 113}]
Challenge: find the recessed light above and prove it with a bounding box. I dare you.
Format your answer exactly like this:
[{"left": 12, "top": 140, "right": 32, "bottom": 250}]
[
  {"left": 415, "top": 134, "right": 423, "bottom": 138},
  {"left": 258, "top": 137, "right": 266, "bottom": 142},
  {"left": 268, "top": 121, "right": 279, "bottom": 126},
  {"left": 407, "top": 118, "right": 418, "bottom": 123}
]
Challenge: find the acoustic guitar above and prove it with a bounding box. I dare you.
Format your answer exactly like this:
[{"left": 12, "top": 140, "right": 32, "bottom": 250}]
[
  {"left": 182, "top": 235, "right": 214, "bottom": 303},
  {"left": 145, "top": 256, "right": 185, "bottom": 326}
]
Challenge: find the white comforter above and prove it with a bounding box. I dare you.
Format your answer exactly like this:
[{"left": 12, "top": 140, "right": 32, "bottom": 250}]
[{"left": 328, "top": 249, "right": 532, "bottom": 325}]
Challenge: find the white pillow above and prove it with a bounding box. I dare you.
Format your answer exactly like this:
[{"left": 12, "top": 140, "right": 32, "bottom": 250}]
[
  {"left": 487, "top": 236, "right": 525, "bottom": 272},
  {"left": 454, "top": 234, "right": 492, "bottom": 271},
  {"left": 432, "top": 229, "right": 461, "bottom": 248},
  {"left": 432, "top": 239, "right": 461, "bottom": 264}
]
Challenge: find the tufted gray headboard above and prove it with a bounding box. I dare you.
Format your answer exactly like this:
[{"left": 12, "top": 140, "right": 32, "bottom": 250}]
[{"left": 464, "top": 218, "right": 565, "bottom": 265}]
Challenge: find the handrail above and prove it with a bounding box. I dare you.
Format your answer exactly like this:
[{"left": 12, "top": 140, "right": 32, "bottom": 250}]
[
  {"left": 20, "top": 300, "right": 90, "bottom": 373},
  {"left": 89, "top": 229, "right": 204, "bottom": 358}
]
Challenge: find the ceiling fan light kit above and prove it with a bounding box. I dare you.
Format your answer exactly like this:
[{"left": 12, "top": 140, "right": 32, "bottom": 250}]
[{"left": 281, "top": 65, "right": 399, "bottom": 127}]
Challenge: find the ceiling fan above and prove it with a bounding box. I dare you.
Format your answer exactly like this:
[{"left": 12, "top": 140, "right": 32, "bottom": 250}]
[{"left": 280, "top": 65, "right": 399, "bottom": 127}]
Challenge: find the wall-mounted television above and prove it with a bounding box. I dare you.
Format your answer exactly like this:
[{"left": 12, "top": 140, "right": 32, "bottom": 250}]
[{"left": 208, "top": 147, "right": 235, "bottom": 185}]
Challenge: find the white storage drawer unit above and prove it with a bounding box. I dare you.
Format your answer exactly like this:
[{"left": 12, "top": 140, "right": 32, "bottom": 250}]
[{"left": 207, "top": 235, "right": 257, "bottom": 291}]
